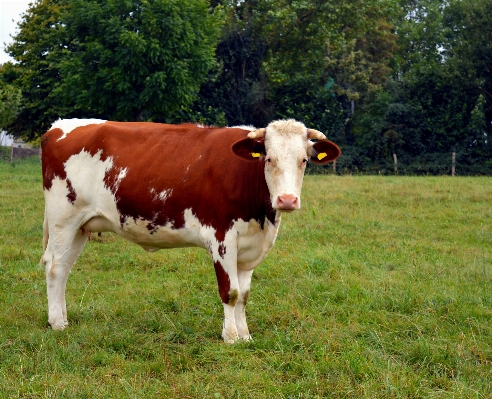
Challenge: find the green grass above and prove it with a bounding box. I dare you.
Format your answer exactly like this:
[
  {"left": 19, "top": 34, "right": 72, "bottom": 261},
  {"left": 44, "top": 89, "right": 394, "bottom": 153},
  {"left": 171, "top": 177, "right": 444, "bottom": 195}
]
[
  {"left": 0, "top": 146, "right": 11, "bottom": 161},
  {"left": 1, "top": 158, "right": 491, "bottom": 398}
]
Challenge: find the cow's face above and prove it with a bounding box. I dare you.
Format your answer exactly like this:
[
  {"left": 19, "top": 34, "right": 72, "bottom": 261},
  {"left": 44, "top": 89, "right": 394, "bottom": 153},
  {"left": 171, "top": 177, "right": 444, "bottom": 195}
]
[{"left": 232, "top": 119, "right": 341, "bottom": 211}]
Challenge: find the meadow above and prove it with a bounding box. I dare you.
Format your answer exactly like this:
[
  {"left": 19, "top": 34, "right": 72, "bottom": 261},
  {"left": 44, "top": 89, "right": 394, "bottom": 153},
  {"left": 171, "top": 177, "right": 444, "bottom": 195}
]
[{"left": 0, "top": 157, "right": 491, "bottom": 398}]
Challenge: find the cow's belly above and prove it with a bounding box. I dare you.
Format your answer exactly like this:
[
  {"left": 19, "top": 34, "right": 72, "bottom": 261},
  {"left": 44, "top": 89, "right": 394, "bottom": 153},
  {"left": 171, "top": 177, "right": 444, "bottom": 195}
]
[
  {"left": 81, "top": 208, "right": 205, "bottom": 250},
  {"left": 81, "top": 209, "right": 280, "bottom": 269}
]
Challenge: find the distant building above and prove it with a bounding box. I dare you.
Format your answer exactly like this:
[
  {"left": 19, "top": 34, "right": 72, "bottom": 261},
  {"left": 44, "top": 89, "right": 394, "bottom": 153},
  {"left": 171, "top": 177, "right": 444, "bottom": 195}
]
[{"left": 0, "top": 131, "right": 14, "bottom": 146}]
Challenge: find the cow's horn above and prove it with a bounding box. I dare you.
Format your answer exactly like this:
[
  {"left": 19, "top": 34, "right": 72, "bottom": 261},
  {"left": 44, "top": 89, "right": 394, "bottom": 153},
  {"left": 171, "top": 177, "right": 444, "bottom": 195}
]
[
  {"left": 307, "top": 129, "right": 326, "bottom": 140},
  {"left": 248, "top": 128, "right": 266, "bottom": 139}
]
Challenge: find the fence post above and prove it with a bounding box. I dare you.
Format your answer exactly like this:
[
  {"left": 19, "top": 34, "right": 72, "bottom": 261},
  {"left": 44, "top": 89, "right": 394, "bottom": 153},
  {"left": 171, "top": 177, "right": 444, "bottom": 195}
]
[
  {"left": 452, "top": 152, "right": 456, "bottom": 176},
  {"left": 10, "top": 145, "right": 13, "bottom": 163},
  {"left": 333, "top": 159, "right": 337, "bottom": 174},
  {"left": 393, "top": 153, "right": 398, "bottom": 175}
]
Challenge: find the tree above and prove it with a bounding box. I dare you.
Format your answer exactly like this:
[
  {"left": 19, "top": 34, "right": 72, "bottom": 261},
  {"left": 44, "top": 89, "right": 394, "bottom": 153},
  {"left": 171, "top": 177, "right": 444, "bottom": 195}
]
[
  {"left": 166, "top": 6, "right": 271, "bottom": 127},
  {"left": 3, "top": 0, "right": 222, "bottom": 139},
  {"left": 393, "top": 0, "right": 447, "bottom": 75},
  {"left": 178, "top": 0, "right": 398, "bottom": 137},
  {"left": 0, "top": 83, "right": 22, "bottom": 132},
  {"left": 255, "top": 0, "right": 397, "bottom": 101},
  {"left": 3, "top": 0, "right": 72, "bottom": 139},
  {"left": 443, "top": 0, "right": 492, "bottom": 138}
]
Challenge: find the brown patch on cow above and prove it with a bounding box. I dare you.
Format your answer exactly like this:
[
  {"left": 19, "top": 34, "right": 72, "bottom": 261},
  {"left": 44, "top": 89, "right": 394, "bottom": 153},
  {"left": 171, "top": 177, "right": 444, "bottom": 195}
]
[
  {"left": 228, "top": 289, "right": 239, "bottom": 306},
  {"left": 66, "top": 179, "right": 76, "bottom": 204},
  {"left": 214, "top": 261, "right": 231, "bottom": 304},
  {"left": 242, "top": 290, "right": 250, "bottom": 305},
  {"left": 95, "top": 123, "right": 277, "bottom": 237},
  {"left": 41, "top": 128, "right": 68, "bottom": 190}
]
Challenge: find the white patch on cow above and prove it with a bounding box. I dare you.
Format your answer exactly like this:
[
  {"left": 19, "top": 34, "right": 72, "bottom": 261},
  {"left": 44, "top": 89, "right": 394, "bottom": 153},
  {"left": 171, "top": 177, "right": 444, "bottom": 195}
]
[
  {"left": 230, "top": 125, "right": 256, "bottom": 131},
  {"left": 46, "top": 150, "right": 127, "bottom": 240},
  {"left": 52, "top": 118, "right": 107, "bottom": 141},
  {"left": 117, "top": 168, "right": 128, "bottom": 182},
  {"left": 236, "top": 216, "right": 280, "bottom": 270},
  {"left": 150, "top": 188, "right": 173, "bottom": 203},
  {"left": 159, "top": 189, "right": 172, "bottom": 202}
]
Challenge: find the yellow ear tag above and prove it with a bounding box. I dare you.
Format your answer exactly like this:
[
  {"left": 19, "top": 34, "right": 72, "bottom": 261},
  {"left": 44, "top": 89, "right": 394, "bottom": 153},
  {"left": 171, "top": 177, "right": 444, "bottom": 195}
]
[
  {"left": 251, "top": 152, "right": 261, "bottom": 158},
  {"left": 317, "top": 152, "right": 328, "bottom": 160}
]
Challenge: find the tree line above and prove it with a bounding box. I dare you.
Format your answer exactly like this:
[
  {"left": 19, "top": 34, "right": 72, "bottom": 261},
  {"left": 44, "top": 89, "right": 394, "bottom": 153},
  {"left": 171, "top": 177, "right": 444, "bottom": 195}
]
[{"left": 1, "top": 0, "right": 491, "bottom": 174}]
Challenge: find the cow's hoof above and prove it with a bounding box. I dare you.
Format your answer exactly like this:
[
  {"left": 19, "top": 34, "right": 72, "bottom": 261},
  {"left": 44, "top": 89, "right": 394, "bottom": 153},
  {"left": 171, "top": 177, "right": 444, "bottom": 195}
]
[
  {"left": 222, "top": 332, "right": 239, "bottom": 344},
  {"left": 49, "top": 321, "right": 67, "bottom": 330}
]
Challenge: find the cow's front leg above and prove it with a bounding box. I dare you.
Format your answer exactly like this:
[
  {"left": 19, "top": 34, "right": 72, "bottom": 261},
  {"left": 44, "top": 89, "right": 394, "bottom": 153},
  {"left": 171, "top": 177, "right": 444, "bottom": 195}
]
[
  {"left": 213, "top": 260, "right": 240, "bottom": 343},
  {"left": 235, "top": 269, "right": 253, "bottom": 340}
]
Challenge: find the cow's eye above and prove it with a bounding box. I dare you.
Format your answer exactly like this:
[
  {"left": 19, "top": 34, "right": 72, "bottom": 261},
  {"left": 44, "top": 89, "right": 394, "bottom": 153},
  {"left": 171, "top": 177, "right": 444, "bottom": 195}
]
[
  {"left": 266, "top": 158, "right": 272, "bottom": 164},
  {"left": 302, "top": 158, "right": 308, "bottom": 164}
]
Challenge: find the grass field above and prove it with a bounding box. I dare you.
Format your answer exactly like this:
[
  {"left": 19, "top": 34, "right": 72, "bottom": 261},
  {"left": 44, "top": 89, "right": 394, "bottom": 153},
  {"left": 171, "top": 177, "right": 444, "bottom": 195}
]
[{"left": 1, "top": 157, "right": 491, "bottom": 398}]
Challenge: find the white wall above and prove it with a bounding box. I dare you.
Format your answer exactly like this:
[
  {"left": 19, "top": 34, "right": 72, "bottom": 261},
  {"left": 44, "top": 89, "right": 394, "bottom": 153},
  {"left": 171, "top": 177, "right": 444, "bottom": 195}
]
[{"left": 0, "top": 131, "right": 14, "bottom": 146}]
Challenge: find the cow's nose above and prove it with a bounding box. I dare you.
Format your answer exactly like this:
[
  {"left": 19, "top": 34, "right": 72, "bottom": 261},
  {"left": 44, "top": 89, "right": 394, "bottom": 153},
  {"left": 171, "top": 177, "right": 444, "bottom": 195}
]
[{"left": 276, "top": 194, "right": 299, "bottom": 210}]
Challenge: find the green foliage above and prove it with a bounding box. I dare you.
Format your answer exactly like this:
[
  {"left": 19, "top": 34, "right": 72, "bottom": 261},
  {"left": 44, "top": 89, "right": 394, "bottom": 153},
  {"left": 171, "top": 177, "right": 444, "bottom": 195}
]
[
  {"left": 1, "top": 160, "right": 492, "bottom": 397},
  {"left": 165, "top": 15, "right": 270, "bottom": 126},
  {"left": 342, "top": 0, "right": 492, "bottom": 175},
  {"left": 443, "top": 0, "right": 492, "bottom": 138},
  {"left": 0, "top": 83, "right": 22, "bottom": 131},
  {"left": 256, "top": 0, "right": 397, "bottom": 100},
  {"left": 3, "top": 0, "right": 222, "bottom": 138},
  {"left": 394, "top": 0, "right": 447, "bottom": 74},
  {"left": 273, "top": 78, "right": 345, "bottom": 140},
  {"left": 60, "top": 0, "right": 223, "bottom": 122},
  {"left": 3, "top": 0, "right": 78, "bottom": 138}
]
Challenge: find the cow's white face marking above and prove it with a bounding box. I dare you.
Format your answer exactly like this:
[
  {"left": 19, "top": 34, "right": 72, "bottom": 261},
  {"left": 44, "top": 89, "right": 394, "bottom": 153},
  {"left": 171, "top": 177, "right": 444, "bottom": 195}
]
[
  {"left": 52, "top": 118, "right": 107, "bottom": 141},
  {"left": 262, "top": 120, "right": 310, "bottom": 211}
]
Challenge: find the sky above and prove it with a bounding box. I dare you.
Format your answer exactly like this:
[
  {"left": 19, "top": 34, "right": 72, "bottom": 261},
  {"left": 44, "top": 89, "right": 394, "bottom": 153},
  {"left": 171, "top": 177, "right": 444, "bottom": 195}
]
[{"left": 0, "top": 0, "right": 31, "bottom": 64}]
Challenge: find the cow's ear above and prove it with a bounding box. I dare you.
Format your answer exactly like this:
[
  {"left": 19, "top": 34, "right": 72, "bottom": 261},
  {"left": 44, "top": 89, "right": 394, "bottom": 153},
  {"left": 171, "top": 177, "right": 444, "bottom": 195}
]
[
  {"left": 309, "top": 140, "right": 341, "bottom": 165},
  {"left": 232, "top": 138, "right": 266, "bottom": 161}
]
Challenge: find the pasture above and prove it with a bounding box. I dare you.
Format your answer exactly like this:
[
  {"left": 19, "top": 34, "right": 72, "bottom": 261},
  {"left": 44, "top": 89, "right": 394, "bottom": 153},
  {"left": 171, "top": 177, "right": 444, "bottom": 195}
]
[{"left": 0, "top": 158, "right": 491, "bottom": 398}]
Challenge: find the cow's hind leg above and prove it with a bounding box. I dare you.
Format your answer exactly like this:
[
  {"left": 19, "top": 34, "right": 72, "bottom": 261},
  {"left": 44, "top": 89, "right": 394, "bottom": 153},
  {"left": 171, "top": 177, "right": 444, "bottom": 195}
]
[{"left": 42, "top": 228, "right": 88, "bottom": 329}]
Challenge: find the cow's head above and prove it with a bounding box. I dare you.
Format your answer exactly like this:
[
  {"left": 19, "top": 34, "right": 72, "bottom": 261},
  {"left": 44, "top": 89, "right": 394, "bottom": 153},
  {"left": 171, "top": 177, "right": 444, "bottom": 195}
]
[{"left": 232, "top": 119, "right": 341, "bottom": 211}]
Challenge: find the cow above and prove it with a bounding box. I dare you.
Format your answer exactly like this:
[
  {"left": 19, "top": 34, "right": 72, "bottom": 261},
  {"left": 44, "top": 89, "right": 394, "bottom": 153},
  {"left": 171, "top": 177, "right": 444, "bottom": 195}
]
[{"left": 40, "top": 119, "right": 341, "bottom": 343}]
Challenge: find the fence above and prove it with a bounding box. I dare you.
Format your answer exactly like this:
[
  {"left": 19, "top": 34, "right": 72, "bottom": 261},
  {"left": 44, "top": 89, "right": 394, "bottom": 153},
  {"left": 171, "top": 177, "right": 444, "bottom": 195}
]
[
  {"left": 310, "top": 151, "right": 488, "bottom": 175},
  {"left": 391, "top": 152, "right": 457, "bottom": 176},
  {"left": 1, "top": 146, "right": 41, "bottom": 162}
]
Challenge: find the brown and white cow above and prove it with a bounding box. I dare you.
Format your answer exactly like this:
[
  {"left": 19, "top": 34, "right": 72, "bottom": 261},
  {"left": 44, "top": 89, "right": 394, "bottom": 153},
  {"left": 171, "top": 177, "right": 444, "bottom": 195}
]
[{"left": 41, "top": 119, "right": 340, "bottom": 342}]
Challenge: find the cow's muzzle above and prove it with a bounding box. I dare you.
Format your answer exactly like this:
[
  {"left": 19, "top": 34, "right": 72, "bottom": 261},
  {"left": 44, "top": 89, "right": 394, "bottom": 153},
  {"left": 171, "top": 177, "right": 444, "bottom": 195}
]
[{"left": 275, "top": 194, "right": 300, "bottom": 211}]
